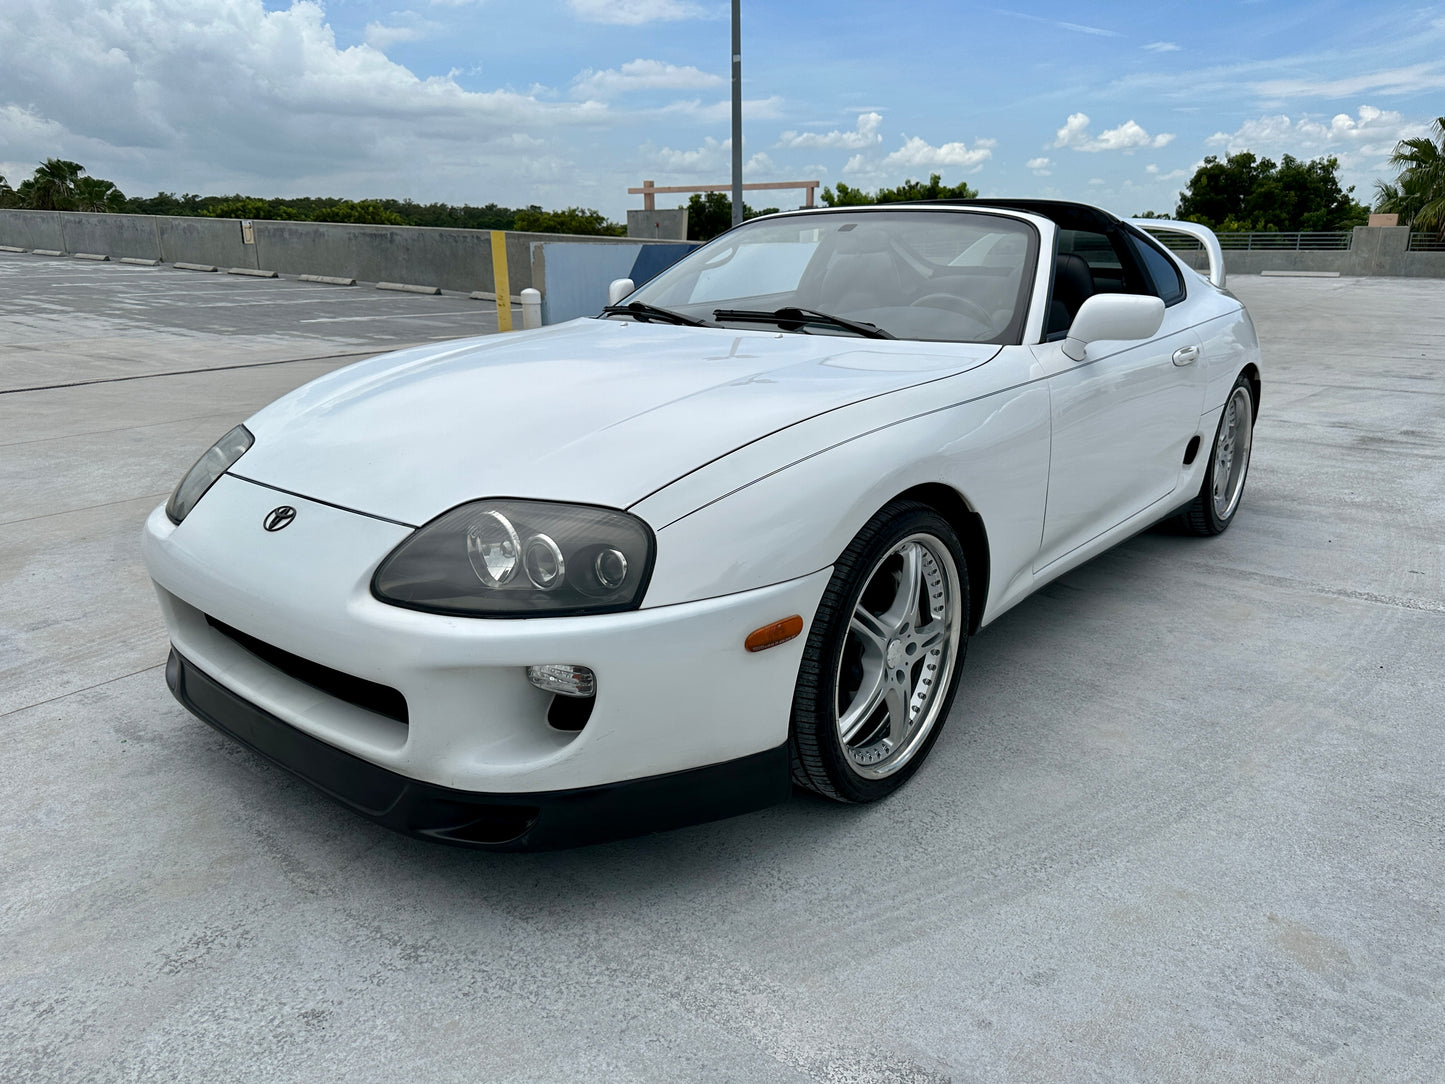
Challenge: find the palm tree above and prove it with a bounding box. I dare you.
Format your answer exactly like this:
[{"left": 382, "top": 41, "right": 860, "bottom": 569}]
[
  {"left": 0, "top": 173, "right": 16, "bottom": 208},
  {"left": 73, "top": 176, "right": 126, "bottom": 213},
  {"left": 25, "top": 158, "right": 85, "bottom": 210},
  {"left": 1376, "top": 116, "right": 1445, "bottom": 239}
]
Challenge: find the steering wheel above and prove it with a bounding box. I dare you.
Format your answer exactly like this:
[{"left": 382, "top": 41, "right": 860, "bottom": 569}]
[{"left": 909, "top": 293, "right": 995, "bottom": 327}]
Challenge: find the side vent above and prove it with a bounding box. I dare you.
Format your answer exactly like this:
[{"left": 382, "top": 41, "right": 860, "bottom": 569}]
[{"left": 1183, "top": 435, "right": 1202, "bottom": 466}]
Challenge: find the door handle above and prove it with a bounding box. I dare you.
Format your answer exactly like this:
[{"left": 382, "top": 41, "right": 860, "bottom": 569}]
[{"left": 1172, "top": 345, "right": 1200, "bottom": 366}]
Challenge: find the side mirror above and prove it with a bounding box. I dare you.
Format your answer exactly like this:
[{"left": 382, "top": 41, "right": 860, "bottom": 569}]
[
  {"left": 608, "top": 278, "right": 635, "bottom": 306},
  {"left": 1062, "top": 294, "right": 1165, "bottom": 361}
]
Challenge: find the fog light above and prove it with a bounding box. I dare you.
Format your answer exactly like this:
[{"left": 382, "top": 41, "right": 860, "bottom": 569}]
[{"left": 527, "top": 664, "right": 596, "bottom": 698}]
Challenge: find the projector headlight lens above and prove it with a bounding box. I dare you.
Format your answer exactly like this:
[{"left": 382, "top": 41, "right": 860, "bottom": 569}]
[
  {"left": 373, "top": 499, "right": 654, "bottom": 617},
  {"left": 466, "top": 509, "right": 521, "bottom": 587}
]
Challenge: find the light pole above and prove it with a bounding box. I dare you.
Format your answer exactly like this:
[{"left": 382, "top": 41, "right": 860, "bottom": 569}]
[{"left": 730, "top": 0, "right": 743, "bottom": 227}]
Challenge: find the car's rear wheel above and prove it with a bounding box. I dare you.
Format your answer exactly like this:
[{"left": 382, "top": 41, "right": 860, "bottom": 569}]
[
  {"left": 789, "top": 501, "right": 968, "bottom": 803},
  {"left": 1179, "top": 374, "right": 1255, "bottom": 536}
]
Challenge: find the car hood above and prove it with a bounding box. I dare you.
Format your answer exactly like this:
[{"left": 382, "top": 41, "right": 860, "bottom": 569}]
[{"left": 234, "top": 318, "right": 1000, "bottom": 526}]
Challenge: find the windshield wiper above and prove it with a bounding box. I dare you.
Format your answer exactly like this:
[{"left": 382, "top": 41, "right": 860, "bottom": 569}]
[
  {"left": 601, "top": 301, "right": 710, "bottom": 327},
  {"left": 711, "top": 306, "right": 894, "bottom": 339}
]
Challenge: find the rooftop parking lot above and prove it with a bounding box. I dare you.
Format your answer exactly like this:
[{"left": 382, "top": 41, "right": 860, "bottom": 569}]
[{"left": 2, "top": 253, "right": 1442, "bottom": 1081}]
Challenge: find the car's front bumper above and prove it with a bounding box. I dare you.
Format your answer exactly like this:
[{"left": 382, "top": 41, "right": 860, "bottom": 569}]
[
  {"left": 167, "top": 648, "right": 790, "bottom": 849},
  {"left": 143, "top": 474, "right": 831, "bottom": 820}
]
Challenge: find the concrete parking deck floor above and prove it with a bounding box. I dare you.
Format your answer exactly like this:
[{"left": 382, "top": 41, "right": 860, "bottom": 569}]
[{"left": 2, "top": 254, "right": 1442, "bottom": 1082}]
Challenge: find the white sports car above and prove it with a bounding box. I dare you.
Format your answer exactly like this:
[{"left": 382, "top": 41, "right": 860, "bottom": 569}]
[{"left": 143, "top": 200, "right": 1260, "bottom": 849}]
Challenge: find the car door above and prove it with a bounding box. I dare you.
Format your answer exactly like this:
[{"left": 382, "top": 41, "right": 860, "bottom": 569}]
[{"left": 1033, "top": 226, "right": 1206, "bottom": 571}]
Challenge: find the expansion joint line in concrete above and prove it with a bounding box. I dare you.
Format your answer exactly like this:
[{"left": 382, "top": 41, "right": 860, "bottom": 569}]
[
  {"left": 0, "top": 348, "right": 406, "bottom": 396},
  {"left": 0, "top": 660, "right": 166, "bottom": 722}
]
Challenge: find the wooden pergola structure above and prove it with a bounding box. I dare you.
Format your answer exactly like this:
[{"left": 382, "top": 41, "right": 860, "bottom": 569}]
[{"left": 630, "top": 179, "right": 821, "bottom": 211}]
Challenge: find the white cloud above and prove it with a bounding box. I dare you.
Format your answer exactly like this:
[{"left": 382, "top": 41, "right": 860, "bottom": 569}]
[
  {"left": 1206, "top": 105, "right": 1424, "bottom": 159},
  {"left": 1058, "top": 21, "right": 1118, "bottom": 37},
  {"left": 566, "top": 0, "right": 704, "bottom": 24},
  {"left": 1145, "top": 163, "right": 1190, "bottom": 180},
  {"left": 776, "top": 112, "right": 883, "bottom": 150},
  {"left": 646, "top": 137, "right": 773, "bottom": 177},
  {"left": 877, "top": 135, "right": 994, "bottom": 170},
  {"left": 1001, "top": 10, "right": 1119, "bottom": 37},
  {"left": 656, "top": 96, "right": 784, "bottom": 123},
  {"left": 651, "top": 136, "right": 726, "bottom": 171},
  {"left": 363, "top": 22, "right": 429, "bottom": 49},
  {"left": 1026, "top": 156, "right": 1052, "bottom": 175},
  {"left": 1054, "top": 113, "right": 1175, "bottom": 152},
  {"left": 0, "top": 0, "right": 636, "bottom": 208},
  {"left": 745, "top": 152, "right": 775, "bottom": 176},
  {"left": 1249, "top": 62, "right": 1445, "bottom": 102},
  {"left": 571, "top": 59, "right": 723, "bottom": 99},
  {"left": 1142, "top": 41, "right": 1180, "bottom": 53}
]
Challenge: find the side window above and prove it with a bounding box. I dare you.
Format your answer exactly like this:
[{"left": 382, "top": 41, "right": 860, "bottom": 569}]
[
  {"left": 1126, "top": 231, "right": 1185, "bottom": 305},
  {"left": 1057, "top": 229, "right": 1125, "bottom": 291}
]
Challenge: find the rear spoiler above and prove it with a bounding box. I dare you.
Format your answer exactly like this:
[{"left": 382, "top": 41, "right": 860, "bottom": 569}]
[{"left": 1127, "top": 218, "right": 1226, "bottom": 288}]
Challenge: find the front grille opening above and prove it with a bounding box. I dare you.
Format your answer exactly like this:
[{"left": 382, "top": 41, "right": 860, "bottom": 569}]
[{"left": 205, "top": 615, "right": 409, "bottom": 725}]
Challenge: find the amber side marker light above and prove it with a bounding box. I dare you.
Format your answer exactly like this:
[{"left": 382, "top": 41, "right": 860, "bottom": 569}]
[{"left": 745, "top": 615, "right": 805, "bottom": 653}]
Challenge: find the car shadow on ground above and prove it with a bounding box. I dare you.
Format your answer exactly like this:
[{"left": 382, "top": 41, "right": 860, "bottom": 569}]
[{"left": 166, "top": 517, "right": 1221, "bottom": 924}]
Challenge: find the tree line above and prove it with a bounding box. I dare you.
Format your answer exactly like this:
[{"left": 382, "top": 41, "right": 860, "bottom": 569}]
[
  {"left": 1141, "top": 116, "right": 1445, "bottom": 239},
  {"left": 681, "top": 174, "right": 978, "bottom": 240},
  {"left": 4, "top": 122, "right": 1442, "bottom": 242},
  {"left": 1160, "top": 153, "right": 1370, "bottom": 232},
  {"left": 0, "top": 159, "right": 628, "bottom": 236}
]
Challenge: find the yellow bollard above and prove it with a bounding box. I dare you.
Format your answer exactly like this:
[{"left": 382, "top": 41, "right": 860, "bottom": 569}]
[{"left": 490, "top": 230, "right": 513, "bottom": 332}]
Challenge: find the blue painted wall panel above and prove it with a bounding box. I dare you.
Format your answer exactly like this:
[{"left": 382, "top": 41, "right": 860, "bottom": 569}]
[
  {"left": 538, "top": 243, "right": 642, "bottom": 324},
  {"left": 538, "top": 241, "right": 700, "bottom": 324}
]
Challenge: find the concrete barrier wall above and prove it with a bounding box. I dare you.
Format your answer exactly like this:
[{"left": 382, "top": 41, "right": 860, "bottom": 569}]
[
  {"left": 252, "top": 220, "right": 488, "bottom": 291},
  {"left": 155, "top": 216, "right": 257, "bottom": 269},
  {"left": 1174, "top": 226, "right": 1445, "bottom": 279},
  {"left": 60, "top": 213, "right": 163, "bottom": 260},
  {"left": 0, "top": 210, "right": 64, "bottom": 251},
  {"left": 0, "top": 210, "right": 692, "bottom": 297},
  {"left": 249, "top": 222, "right": 655, "bottom": 294}
]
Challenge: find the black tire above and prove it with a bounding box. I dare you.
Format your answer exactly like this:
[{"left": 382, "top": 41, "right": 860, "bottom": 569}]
[
  {"left": 1179, "top": 373, "right": 1256, "bottom": 536},
  {"left": 789, "top": 500, "right": 969, "bottom": 803}
]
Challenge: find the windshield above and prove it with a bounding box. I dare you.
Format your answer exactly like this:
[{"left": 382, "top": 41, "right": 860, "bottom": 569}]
[{"left": 623, "top": 210, "right": 1038, "bottom": 344}]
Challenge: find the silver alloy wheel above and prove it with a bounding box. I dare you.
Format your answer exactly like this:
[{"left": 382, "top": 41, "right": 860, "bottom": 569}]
[
  {"left": 834, "top": 533, "right": 963, "bottom": 778},
  {"left": 1211, "top": 385, "right": 1254, "bottom": 522}
]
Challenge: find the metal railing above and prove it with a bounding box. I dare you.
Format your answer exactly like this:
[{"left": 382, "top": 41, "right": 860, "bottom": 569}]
[
  {"left": 1408, "top": 231, "right": 1445, "bottom": 251},
  {"left": 1143, "top": 232, "right": 1202, "bottom": 251},
  {"left": 1215, "top": 231, "right": 1353, "bottom": 251},
  {"left": 1143, "top": 230, "right": 1354, "bottom": 252}
]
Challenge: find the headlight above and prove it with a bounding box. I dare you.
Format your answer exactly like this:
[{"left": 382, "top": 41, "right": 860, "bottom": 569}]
[
  {"left": 372, "top": 499, "right": 655, "bottom": 617},
  {"left": 165, "top": 425, "right": 254, "bottom": 524}
]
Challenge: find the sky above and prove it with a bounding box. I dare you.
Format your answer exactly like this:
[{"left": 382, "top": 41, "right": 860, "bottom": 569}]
[{"left": 2, "top": 0, "right": 1443, "bottom": 221}]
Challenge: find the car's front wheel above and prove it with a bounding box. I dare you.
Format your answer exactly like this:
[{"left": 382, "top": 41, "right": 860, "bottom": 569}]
[{"left": 789, "top": 501, "right": 968, "bottom": 803}]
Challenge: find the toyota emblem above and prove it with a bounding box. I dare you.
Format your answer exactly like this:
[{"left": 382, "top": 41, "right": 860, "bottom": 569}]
[{"left": 263, "top": 506, "right": 297, "bottom": 532}]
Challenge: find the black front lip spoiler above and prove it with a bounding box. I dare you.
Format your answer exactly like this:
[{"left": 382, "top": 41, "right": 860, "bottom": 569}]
[{"left": 166, "top": 648, "right": 791, "bottom": 850}]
